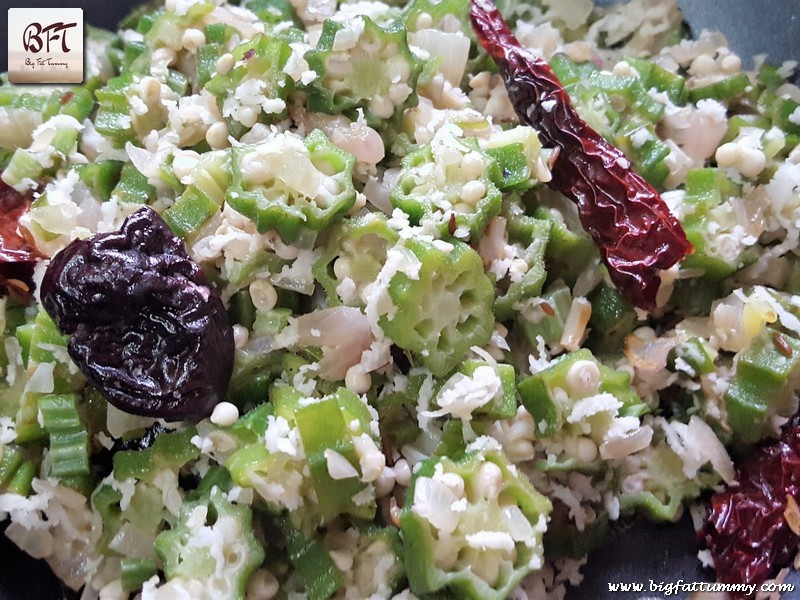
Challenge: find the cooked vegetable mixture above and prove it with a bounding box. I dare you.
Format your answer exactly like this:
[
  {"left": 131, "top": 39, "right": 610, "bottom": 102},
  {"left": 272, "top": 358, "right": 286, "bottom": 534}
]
[{"left": 0, "top": 0, "right": 799, "bottom": 597}]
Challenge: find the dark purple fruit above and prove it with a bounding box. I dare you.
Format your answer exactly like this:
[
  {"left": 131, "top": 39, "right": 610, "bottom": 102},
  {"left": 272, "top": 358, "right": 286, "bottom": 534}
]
[{"left": 41, "top": 206, "right": 233, "bottom": 421}]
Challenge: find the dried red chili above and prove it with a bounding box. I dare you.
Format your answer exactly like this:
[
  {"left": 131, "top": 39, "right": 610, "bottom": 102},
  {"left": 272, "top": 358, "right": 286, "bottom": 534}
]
[
  {"left": 701, "top": 423, "right": 800, "bottom": 592},
  {"left": 0, "top": 177, "right": 43, "bottom": 302},
  {"left": 469, "top": 0, "right": 692, "bottom": 311}
]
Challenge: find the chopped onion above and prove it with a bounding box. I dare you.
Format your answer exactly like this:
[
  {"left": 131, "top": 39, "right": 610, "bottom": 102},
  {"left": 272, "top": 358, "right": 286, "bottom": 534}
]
[
  {"left": 296, "top": 307, "right": 373, "bottom": 379},
  {"left": 412, "top": 476, "right": 460, "bottom": 534},
  {"left": 477, "top": 216, "right": 507, "bottom": 267},
  {"left": 410, "top": 30, "right": 470, "bottom": 87},
  {"left": 503, "top": 505, "right": 534, "bottom": 541}
]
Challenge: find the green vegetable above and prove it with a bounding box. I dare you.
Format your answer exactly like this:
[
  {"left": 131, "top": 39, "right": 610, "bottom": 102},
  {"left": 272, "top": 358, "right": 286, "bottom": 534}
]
[
  {"left": 205, "top": 33, "right": 294, "bottom": 127},
  {"left": 155, "top": 487, "right": 265, "bottom": 599},
  {"left": 38, "top": 393, "right": 90, "bottom": 493},
  {"left": 111, "top": 162, "right": 157, "bottom": 205},
  {"left": 724, "top": 327, "right": 800, "bottom": 443},
  {"left": 400, "top": 440, "right": 551, "bottom": 599},
  {"left": 391, "top": 133, "right": 502, "bottom": 241},
  {"left": 313, "top": 213, "right": 399, "bottom": 307},
  {"left": 304, "top": 16, "right": 423, "bottom": 126},
  {"left": 227, "top": 129, "right": 356, "bottom": 243},
  {"left": 113, "top": 427, "right": 200, "bottom": 482},
  {"left": 276, "top": 516, "right": 344, "bottom": 600},
  {"left": 379, "top": 238, "right": 495, "bottom": 377},
  {"left": 518, "top": 349, "right": 646, "bottom": 438},
  {"left": 293, "top": 394, "right": 371, "bottom": 522}
]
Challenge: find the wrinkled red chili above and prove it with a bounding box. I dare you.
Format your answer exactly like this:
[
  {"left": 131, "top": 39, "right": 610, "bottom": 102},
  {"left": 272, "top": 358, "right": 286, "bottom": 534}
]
[
  {"left": 469, "top": 0, "right": 692, "bottom": 311},
  {"left": 701, "top": 423, "right": 800, "bottom": 592},
  {"left": 0, "top": 177, "right": 42, "bottom": 302}
]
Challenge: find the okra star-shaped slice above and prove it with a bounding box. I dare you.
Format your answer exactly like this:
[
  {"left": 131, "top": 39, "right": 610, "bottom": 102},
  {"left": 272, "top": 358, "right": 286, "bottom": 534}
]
[
  {"left": 400, "top": 438, "right": 552, "bottom": 599},
  {"left": 227, "top": 129, "right": 356, "bottom": 243},
  {"left": 304, "top": 16, "right": 423, "bottom": 127}
]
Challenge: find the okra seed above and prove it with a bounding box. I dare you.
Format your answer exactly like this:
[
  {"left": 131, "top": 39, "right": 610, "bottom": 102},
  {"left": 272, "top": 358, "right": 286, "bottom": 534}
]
[
  {"left": 250, "top": 279, "right": 278, "bottom": 312},
  {"left": 689, "top": 53, "right": 717, "bottom": 76},
  {"left": 565, "top": 359, "right": 601, "bottom": 396},
  {"left": 576, "top": 436, "right": 598, "bottom": 463},
  {"left": 345, "top": 365, "right": 371, "bottom": 394},
  {"left": 171, "top": 150, "right": 200, "bottom": 181},
  {"left": 181, "top": 28, "right": 206, "bottom": 52},
  {"left": 232, "top": 324, "right": 249, "bottom": 349},
  {"left": 210, "top": 402, "right": 240, "bottom": 427},
  {"left": 246, "top": 569, "right": 279, "bottom": 600},
  {"left": 237, "top": 106, "right": 259, "bottom": 128},
  {"left": 415, "top": 12, "right": 433, "bottom": 29},
  {"left": 388, "top": 83, "right": 412, "bottom": 106},
  {"left": 460, "top": 152, "right": 485, "bottom": 180},
  {"left": 439, "top": 472, "right": 465, "bottom": 499},
  {"left": 323, "top": 177, "right": 340, "bottom": 196},
  {"left": 721, "top": 54, "right": 742, "bottom": 73},
  {"left": 475, "top": 461, "right": 503, "bottom": 500},
  {"left": 461, "top": 180, "right": 486, "bottom": 204},
  {"left": 441, "top": 14, "right": 461, "bottom": 33},
  {"left": 368, "top": 95, "right": 394, "bottom": 119},
  {"left": 333, "top": 257, "right": 351, "bottom": 279},
  {"left": 347, "top": 192, "right": 367, "bottom": 216},
  {"left": 375, "top": 466, "right": 396, "bottom": 497},
  {"left": 140, "top": 76, "right": 161, "bottom": 106},
  {"left": 715, "top": 142, "right": 739, "bottom": 168},
  {"left": 206, "top": 121, "right": 230, "bottom": 149},
  {"left": 738, "top": 147, "right": 766, "bottom": 178},
  {"left": 215, "top": 53, "right": 235, "bottom": 76},
  {"left": 486, "top": 344, "right": 505, "bottom": 361},
  {"left": 393, "top": 458, "right": 411, "bottom": 486}
]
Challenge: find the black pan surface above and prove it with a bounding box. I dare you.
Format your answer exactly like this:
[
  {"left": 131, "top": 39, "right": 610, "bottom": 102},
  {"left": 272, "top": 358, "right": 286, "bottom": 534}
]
[{"left": 0, "top": 1, "right": 799, "bottom": 599}]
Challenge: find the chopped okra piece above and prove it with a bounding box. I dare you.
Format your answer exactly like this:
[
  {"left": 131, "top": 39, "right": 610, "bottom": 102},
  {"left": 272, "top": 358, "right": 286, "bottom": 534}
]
[
  {"left": 110, "top": 162, "right": 157, "bottom": 205},
  {"left": 112, "top": 427, "right": 199, "bottom": 483},
  {"left": 624, "top": 57, "right": 687, "bottom": 104},
  {"left": 313, "top": 213, "right": 399, "bottom": 307},
  {"left": 391, "top": 130, "right": 502, "bottom": 241},
  {"left": 323, "top": 525, "right": 405, "bottom": 598},
  {"left": 483, "top": 126, "right": 544, "bottom": 193},
  {"left": 276, "top": 516, "right": 344, "bottom": 600},
  {"left": 611, "top": 115, "right": 670, "bottom": 188},
  {"left": 617, "top": 421, "right": 725, "bottom": 522},
  {"left": 519, "top": 280, "right": 573, "bottom": 350},
  {"left": 532, "top": 202, "right": 598, "bottom": 288},
  {"left": 492, "top": 214, "right": 550, "bottom": 322},
  {"left": 403, "top": 0, "right": 469, "bottom": 32},
  {"left": 679, "top": 168, "right": 758, "bottom": 279},
  {"left": 227, "top": 387, "right": 378, "bottom": 530},
  {"left": 667, "top": 336, "right": 716, "bottom": 377},
  {"left": 378, "top": 238, "right": 495, "bottom": 377},
  {"left": 400, "top": 438, "right": 551, "bottom": 599},
  {"left": 460, "top": 359, "right": 517, "bottom": 420},
  {"left": 163, "top": 150, "right": 231, "bottom": 238},
  {"left": 227, "top": 129, "right": 356, "bottom": 243},
  {"left": 38, "top": 393, "right": 90, "bottom": 484},
  {"left": 585, "top": 284, "right": 638, "bottom": 355},
  {"left": 518, "top": 349, "right": 647, "bottom": 441},
  {"left": 205, "top": 33, "right": 294, "bottom": 129},
  {"left": 154, "top": 487, "right": 265, "bottom": 599},
  {"left": 304, "top": 16, "right": 423, "bottom": 126},
  {"left": 74, "top": 161, "right": 124, "bottom": 201},
  {"left": 724, "top": 327, "right": 800, "bottom": 443}
]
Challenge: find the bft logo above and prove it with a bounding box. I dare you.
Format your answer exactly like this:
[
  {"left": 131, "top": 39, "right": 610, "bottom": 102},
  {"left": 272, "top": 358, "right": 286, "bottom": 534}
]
[
  {"left": 22, "top": 21, "right": 78, "bottom": 54},
  {"left": 8, "top": 8, "right": 84, "bottom": 84}
]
